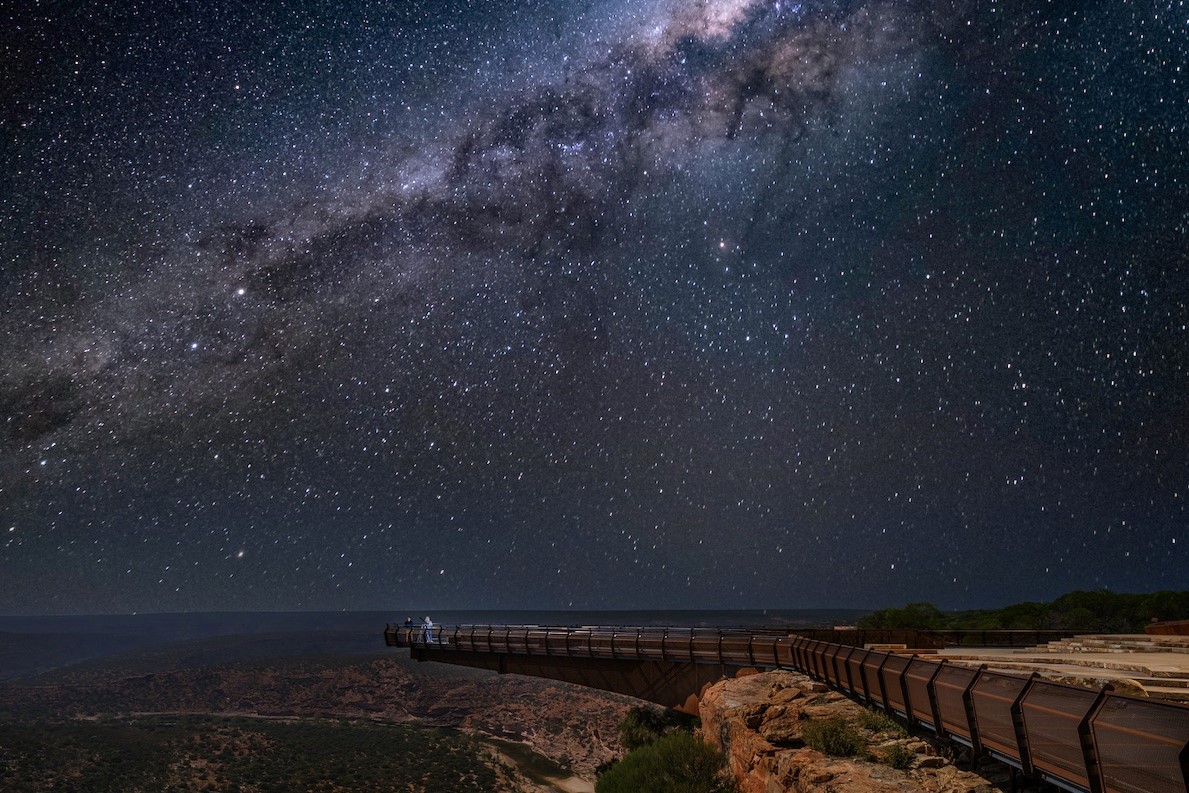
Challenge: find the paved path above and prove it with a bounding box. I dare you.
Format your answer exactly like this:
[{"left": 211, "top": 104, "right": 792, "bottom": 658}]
[{"left": 927, "top": 635, "right": 1189, "bottom": 701}]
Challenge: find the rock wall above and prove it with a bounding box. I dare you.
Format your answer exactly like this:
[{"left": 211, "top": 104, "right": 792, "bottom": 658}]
[{"left": 699, "top": 670, "right": 1004, "bottom": 793}]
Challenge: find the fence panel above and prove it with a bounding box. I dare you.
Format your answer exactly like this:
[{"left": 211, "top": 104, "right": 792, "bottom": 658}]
[
  {"left": 969, "top": 671, "right": 1031, "bottom": 767},
  {"left": 761, "top": 635, "right": 785, "bottom": 668},
  {"left": 587, "top": 630, "right": 613, "bottom": 657},
  {"left": 878, "top": 654, "right": 912, "bottom": 716},
  {"left": 933, "top": 664, "right": 981, "bottom": 747},
  {"left": 816, "top": 643, "right": 835, "bottom": 686},
  {"left": 790, "top": 637, "right": 808, "bottom": 672},
  {"left": 542, "top": 629, "right": 570, "bottom": 655},
  {"left": 846, "top": 648, "right": 870, "bottom": 699},
  {"left": 1017, "top": 679, "right": 1101, "bottom": 790},
  {"left": 690, "top": 632, "right": 721, "bottom": 664},
  {"left": 822, "top": 643, "right": 845, "bottom": 689},
  {"left": 803, "top": 640, "right": 823, "bottom": 679},
  {"left": 861, "top": 651, "right": 890, "bottom": 707},
  {"left": 720, "top": 633, "right": 753, "bottom": 665},
  {"left": 834, "top": 646, "right": 858, "bottom": 694},
  {"left": 1090, "top": 694, "right": 1189, "bottom": 793},
  {"left": 903, "top": 657, "right": 942, "bottom": 730}
]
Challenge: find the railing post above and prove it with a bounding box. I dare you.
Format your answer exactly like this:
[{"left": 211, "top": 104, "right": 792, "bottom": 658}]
[
  {"left": 874, "top": 652, "right": 891, "bottom": 708},
  {"left": 898, "top": 654, "right": 915, "bottom": 722},
  {"left": 1078, "top": 685, "right": 1112, "bottom": 793},
  {"left": 964, "top": 665, "right": 987, "bottom": 759},
  {"left": 635, "top": 628, "right": 642, "bottom": 659},
  {"left": 688, "top": 629, "right": 695, "bottom": 663},
  {"left": 747, "top": 634, "right": 755, "bottom": 666},
  {"left": 853, "top": 648, "right": 871, "bottom": 702},
  {"left": 1012, "top": 673, "right": 1040, "bottom": 777},
  {"left": 795, "top": 638, "right": 808, "bottom": 674},
  {"left": 660, "top": 628, "right": 667, "bottom": 662},
  {"left": 925, "top": 660, "right": 946, "bottom": 737}
]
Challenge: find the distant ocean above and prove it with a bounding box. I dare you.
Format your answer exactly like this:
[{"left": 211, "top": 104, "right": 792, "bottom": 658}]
[
  {"left": 0, "top": 608, "right": 868, "bottom": 637},
  {"left": 397, "top": 609, "right": 871, "bottom": 629},
  {"left": 0, "top": 609, "right": 868, "bottom": 680}
]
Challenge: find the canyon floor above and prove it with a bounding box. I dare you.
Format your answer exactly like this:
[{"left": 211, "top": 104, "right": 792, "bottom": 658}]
[{"left": 0, "top": 629, "right": 636, "bottom": 792}]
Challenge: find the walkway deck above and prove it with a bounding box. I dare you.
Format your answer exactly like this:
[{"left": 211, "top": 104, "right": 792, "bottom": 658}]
[{"left": 385, "top": 624, "right": 1189, "bottom": 793}]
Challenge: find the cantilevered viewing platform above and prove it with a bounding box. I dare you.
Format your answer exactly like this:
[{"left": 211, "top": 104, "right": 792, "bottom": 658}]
[{"left": 385, "top": 623, "right": 1189, "bottom": 793}]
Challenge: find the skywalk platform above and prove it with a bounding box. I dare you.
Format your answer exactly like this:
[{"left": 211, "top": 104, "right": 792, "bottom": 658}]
[{"left": 386, "top": 623, "right": 1189, "bottom": 793}]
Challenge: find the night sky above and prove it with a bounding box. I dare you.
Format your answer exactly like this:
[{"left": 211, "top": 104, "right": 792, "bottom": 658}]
[{"left": 2, "top": 0, "right": 1186, "bottom": 615}]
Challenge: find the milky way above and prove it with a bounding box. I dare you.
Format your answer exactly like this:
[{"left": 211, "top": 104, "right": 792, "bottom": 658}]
[{"left": 2, "top": 0, "right": 1187, "bottom": 614}]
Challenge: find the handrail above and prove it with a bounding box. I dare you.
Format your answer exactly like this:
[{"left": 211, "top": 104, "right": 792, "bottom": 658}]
[{"left": 388, "top": 624, "right": 1189, "bottom": 793}]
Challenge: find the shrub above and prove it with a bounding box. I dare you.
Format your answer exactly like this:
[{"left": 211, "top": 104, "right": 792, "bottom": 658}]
[
  {"left": 802, "top": 716, "right": 865, "bottom": 757},
  {"left": 617, "top": 706, "right": 691, "bottom": 750},
  {"left": 857, "top": 709, "right": 906, "bottom": 736},
  {"left": 596, "top": 732, "right": 736, "bottom": 793},
  {"left": 882, "top": 743, "right": 915, "bottom": 770}
]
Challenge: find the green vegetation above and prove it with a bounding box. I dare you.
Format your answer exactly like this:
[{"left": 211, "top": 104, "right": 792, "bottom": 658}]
[
  {"left": 596, "top": 706, "right": 733, "bottom": 793},
  {"left": 858, "top": 590, "right": 1189, "bottom": 633},
  {"left": 857, "top": 708, "right": 906, "bottom": 737},
  {"left": 617, "top": 705, "right": 694, "bottom": 750},
  {"left": 595, "top": 732, "right": 737, "bottom": 793},
  {"left": 802, "top": 716, "right": 866, "bottom": 757},
  {"left": 881, "top": 742, "right": 916, "bottom": 770},
  {"left": 0, "top": 715, "right": 498, "bottom": 793}
]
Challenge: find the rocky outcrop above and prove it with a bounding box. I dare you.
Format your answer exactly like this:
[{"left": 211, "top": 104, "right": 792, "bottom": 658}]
[{"left": 699, "top": 670, "right": 1004, "bottom": 793}]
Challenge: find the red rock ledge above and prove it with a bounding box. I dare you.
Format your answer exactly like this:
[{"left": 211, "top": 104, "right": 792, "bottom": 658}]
[{"left": 699, "top": 670, "right": 1004, "bottom": 793}]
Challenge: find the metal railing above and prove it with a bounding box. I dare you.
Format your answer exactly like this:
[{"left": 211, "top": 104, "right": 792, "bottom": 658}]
[
  {"left": 791, "top": 628, "right": 1080, "bottom": 649},
  {"left": 385, "top": 624, "right": 1189, "bottom": 793}
]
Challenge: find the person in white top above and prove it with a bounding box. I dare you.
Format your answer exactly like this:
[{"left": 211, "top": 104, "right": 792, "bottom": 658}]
[{"left": 422, "top": 615, "right": 434, "bottom": 643}]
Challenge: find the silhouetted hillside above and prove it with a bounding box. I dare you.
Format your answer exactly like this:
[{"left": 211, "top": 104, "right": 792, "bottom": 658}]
[{"left": 859, "top": 590, "right": 1189, "bottom": 632}]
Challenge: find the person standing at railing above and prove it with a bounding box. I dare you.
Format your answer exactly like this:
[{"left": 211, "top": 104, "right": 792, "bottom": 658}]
[{"left": 422, "top": 615, "right": 434, "bottom": 643}]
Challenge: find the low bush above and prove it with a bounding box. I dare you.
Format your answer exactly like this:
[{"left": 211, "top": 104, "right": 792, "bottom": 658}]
[
  {"left": 802, "top": 716, "right": 865, "bottom": 757},
  {"left": 596, "top": 732, "right": 736, "bottom": 793},
  {"left": 882, "top": 743, "right": 916, "bottom": 770},
  {"left": 617, "top": 705, "right": 693, "bottom": 750},
  {"left": 857, "top": 709, "right": 906, "bottom": 736}
]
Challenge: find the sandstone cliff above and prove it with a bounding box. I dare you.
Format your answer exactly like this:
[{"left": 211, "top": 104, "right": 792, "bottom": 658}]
[{"left": 699, "top": 670, "right": 1006, "bottom": 793}]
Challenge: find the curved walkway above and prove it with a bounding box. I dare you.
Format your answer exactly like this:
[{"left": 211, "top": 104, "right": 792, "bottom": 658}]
[{"left": 385, "top": 624, "right": 1189, "bottom": 793}]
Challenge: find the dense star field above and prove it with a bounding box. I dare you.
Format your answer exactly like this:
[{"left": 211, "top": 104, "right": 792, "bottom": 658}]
[{"left": 2, "top": 0, "right": 1186, "bottom": 614}]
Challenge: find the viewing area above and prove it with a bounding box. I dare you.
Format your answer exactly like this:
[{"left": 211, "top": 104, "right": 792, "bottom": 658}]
[{"left": 385, "top": 623, "right": 1189, "bottom": 793}]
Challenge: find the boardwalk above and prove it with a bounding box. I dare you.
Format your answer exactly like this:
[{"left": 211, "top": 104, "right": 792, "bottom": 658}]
[{"left": 386, "top": 623, "right": 1189, "bottom": 793}]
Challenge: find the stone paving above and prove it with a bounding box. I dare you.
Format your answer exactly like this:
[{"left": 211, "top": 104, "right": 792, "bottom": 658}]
[{"left": 926, "top": 634, "right": 1189, "bottom": 701}]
